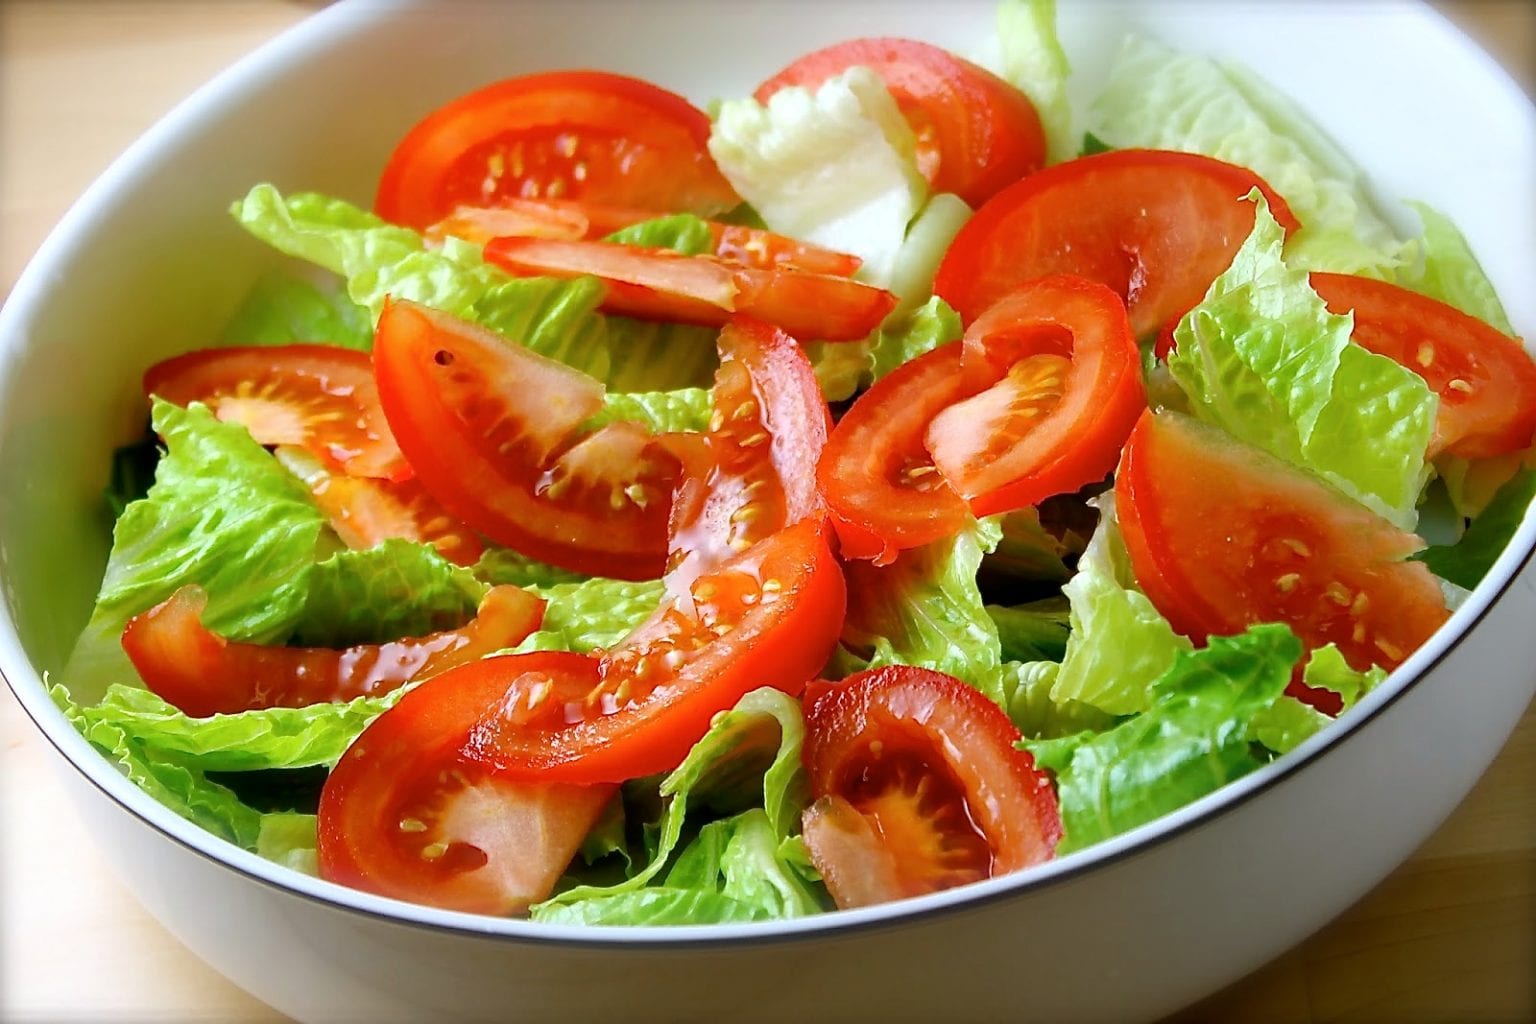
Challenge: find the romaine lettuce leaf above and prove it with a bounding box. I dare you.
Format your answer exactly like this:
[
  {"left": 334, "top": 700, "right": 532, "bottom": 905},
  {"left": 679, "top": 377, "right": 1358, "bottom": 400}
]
[
  {"left": 1166, "top": 196, "right": 1437, "bottom": 528},
  {"left": 1247, "top": 643, "right": 1387, "bottom": 754},
  {"left": 532, "top": 688, "right": 819, "bottom": 924},
  {"left": 1396, "top": 202, "right": 1515, "bottom": 336},
  {"left": 999, "top": 660, "right": 1117, "bottom": 741},
  {"left": 1024, "top": 624, "right": 1302, "bottom": 853},
  {"left": 836, "top": 516, "right": 1008, "bottom": 705},
  {"left": 869, "top": 295, "right": 963, "bottom": 381},
  {"left": 257, "top": 812, "right": 320, "bottom": 874},
  {"left": 1087, "top": 34, "right": 1410, "bottom": 277},
  {"left": 604, "top": 213, "right": 715, "bottom": 255},
  {"left": 291, "top": 539, "right": 488, "bottom": 648},
  {"left": 472, "top": 548, "right": 589, "bottom": 589},
  {"left": 220, "top": 270, "right": 373, "bottom": 350},
  {"left": 583, "top": 387, "right": 712, "bottom": 435},
  {"left": 987, "top": 600, "right": 1070, "bottom": 664},
  {"left": 61, "top": 400, "right": 328, "bottom": 704},
  {"left": 994, "top": 0, "right": 1075, "bottom": 163},
  {"left": 708, "top": 67, "right": 927, "bottom": 288},
  {"left": 515, "top": 578, "right": 666, "bottom": 654},
  {"left": 1414, "top": 469, "right": 1536, "bottom": 590}
]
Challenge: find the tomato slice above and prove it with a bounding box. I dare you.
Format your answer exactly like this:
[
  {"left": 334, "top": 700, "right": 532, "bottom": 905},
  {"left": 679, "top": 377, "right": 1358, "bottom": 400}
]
[
  {"left": 458, "top": 516, "right": 847, "bottom": 784},
  {"left": 925, "top": 275, "right": 1145, "bottom": 515},
  {"left": 1308, "top": 273, "right": 1536, "bottom": 459},
  {"left": 429, "top": 199, "right": 862, "bottom": 276},
  {"left": 933, "top": 149, "right": 1300, "bottom": 337},
  {"left": 801, "top": 665, "right": 1061, "bottom": 909},
  {"left": 371, "top": 299, "right": 691, "bottom": 579},
  {"left": 375, "top": 70, "right": 737, "bottom": 230},
  {"left": 275, "top": 446, "right": 484, "bottom": 567},
  {"left": 1115, "top": 410, "right": 1450, "bottom": 698},
  {"left": 482, "top": 236, "right": 895, "bottom": 342},
  {"left": 144, "top": 344, "right": 408, "bottom": 481},
  {"left": 755, "top": 37, "right": 1045, "bottom": 207},
  {"left": 817, "top": 342, "right": 974, "bottom": 563},
  {"left": 665, "top": 317, "right": 831, "bottom": 592},
  {"left": 122, "top": 584, "right": 544, "bottom": 718},
  {"left": 317, "top": 649, "right": 616, "bottom": 915}
]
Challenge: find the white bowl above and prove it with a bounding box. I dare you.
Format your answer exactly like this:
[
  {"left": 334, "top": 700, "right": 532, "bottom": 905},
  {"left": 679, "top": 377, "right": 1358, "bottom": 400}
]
[{"left": 2, "top": 2, "right": 1533, "bottom": 1021}]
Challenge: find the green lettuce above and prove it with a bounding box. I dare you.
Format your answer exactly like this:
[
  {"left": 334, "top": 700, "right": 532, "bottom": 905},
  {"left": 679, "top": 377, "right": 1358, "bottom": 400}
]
[
  {"left": 1247, "top": 644, "right": 1388, "bottom": 754},
  {"left": 604, "top": 213, "right": 714, "bottom": 255},
  {"left": 1087, "top": 34, "right": 1410, "bottom": 277},
  {"left": 999, "top": 661, "right": 1118, "bottom": 741},
  {"left": 1024, "top": 625, "right": 1302, "bottom": 853},
  {"left": 987, "top": 600, "right": 1070, "bottom": 664},
  {"left": 291, "top": 539, "right": 488, "bottom": 648},
  {"left": 1166, "top": 196, "right": 1437, "bottom": 528},
  {"left": 1414, "top": 469, "right": 1536, "bottom": 591},
  {"left": 257, "top": 812, "right": 320, "bottom": 874},
  {"left": 836, "top": 516, "right": 1009, "bottom": 706},
  {"left": 516, "top": 578, "right": 666, "bottom": 654},
  {"left": 869, "top": 295, "right": 963, "bottom": 381},
  {"left": 220, "top": 270, "right": 373, "bottom": 349},
  {"left": 1396, "top": 202, "right": 1515, "bottom": 336},
  {"left": 994, "top": 0, "right": 1075, "bottom": 163},
  {"left": 533, "top": 688, "right": 822, "bottom": 924},
  {"left": 584, "top": 387, "right": 712, "bottom": 435},
  {"left": 61, "top": 400, "right": 328, "bottom": 704},
  {"left": 472, "top": 548, "right": 588, "bottom": 589}
]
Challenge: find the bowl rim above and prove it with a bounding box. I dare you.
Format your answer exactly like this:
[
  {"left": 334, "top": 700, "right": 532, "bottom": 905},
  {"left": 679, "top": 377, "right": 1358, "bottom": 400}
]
[{"left": 2, "top": 0, "right": 1535, "bottom": 950}]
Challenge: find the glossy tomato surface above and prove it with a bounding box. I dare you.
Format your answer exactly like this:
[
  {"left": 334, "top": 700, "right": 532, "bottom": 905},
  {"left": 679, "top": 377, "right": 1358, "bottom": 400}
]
[
  {"left": 375, "top": 71, "right": 737, "bottom": 229},
  {"left": 934, "top": 149, "right": 1299, "bottom": 337}
]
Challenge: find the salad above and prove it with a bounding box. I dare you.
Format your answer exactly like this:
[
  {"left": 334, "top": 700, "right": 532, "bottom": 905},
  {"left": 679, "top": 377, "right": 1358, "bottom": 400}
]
[{"left": 52, "top": 0, "right": 1536, "bottom": 924}]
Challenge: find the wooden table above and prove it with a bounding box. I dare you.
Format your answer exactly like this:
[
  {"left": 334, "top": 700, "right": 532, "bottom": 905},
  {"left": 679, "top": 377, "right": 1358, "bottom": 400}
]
[{"left": 1, "top": 2, "right": 1532, "bottom": 1021}]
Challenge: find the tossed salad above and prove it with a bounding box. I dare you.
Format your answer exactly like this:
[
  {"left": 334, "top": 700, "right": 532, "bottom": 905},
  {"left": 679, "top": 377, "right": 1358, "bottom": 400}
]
[{"left": 54, "top": 0, "right": 1536, "bottom": 924}]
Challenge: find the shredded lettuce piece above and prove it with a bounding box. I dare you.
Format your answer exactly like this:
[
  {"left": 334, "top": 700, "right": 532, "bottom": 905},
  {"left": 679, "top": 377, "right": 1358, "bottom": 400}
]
[
  {"left": 1396, "top": 202, "right": 1515, "bottom": 336},
  {"left": 1048, "top": 496, "right": 1192, "bottom": 715},
  {"left": 472, "top": 548, "right": 588, "bottom": 589},
  {"left": 584, "top": 387, "right": 712, "bottom": 435},
  {"left": 292, "top": 539, "right": 488, "bottom": 648},
  {"left": 709, "top": 67, "right": 926, "bottom": 288},
  {"left": 1024, "top": 625, "right": 1302, "bottom": 853},
  {"left": 533, "top": 688, "right": 821, "bottom": 924},
  {"left": 1166, "top": 195, "right": 1437, "bottom": 528},
  {"left": 61, "top": 400, "right": 327, "bottom": 704},
  {"left": 993, "top": 0, "right": 1075, "bottom": 163},
  {"left": 220, "top": 270, "right": 373, "bottom": 349},
  {"left": 257, "top": 812, "right": 320, "bottom": 875},
  {"left": 1088, "top": 34, "right": 1409, "bottom": 277},
  {"left": 515, "top": 578, "right": 666, "bottom": 654},
  {"left": 836, "top": 516, "right": 1008, "bottom": 706},
  {"left": 1247, "top": 644, "right": 1388, "bottom": 754},
  {"left": 870, "top": 295, "right": 963, "bottom": 381},
  {"left": 1414, "top": 469, "right": 1536, "bottom": 590},
  {"left": 987, "top": 600, "right": 1070, "bottom": 664},
  {"left": 604, "top": 213, "right": 715, "bottom": 255},
  {"left": 999, "top": 661, "right": 1118, "bottom": 740}
]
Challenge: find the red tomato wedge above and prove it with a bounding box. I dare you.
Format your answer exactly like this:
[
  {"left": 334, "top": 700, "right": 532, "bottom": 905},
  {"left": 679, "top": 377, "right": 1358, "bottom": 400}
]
[
  {"left": 818, "top": 342, "right": 974, "bottom": 563},
  {"left": 317, "top": 649, "right": 615, "bottom": 915},
  {"left": 276, "top": 447, "right": 484, "bottom": 567},
  {"left": 933, "top": 149, "right": 1300, "bottom": 337},
  {"left": 482, "top": 236, "right": 895, "bottom": 342},
  {"left": 925, "top": 275, "right": 1145, "bottom": 515},
  {"left": 1115, "top": 411, "right": 1450, "bottom": 702},
  {"left": 755, "top": 37, "right": 1046, "bottom": 207},
  {"left": 458, "top": 515, "right": 847, "bottom": 784},
  {"left": 371, "top": 299, "right": 692, "bottom": 579},
  {"left": 429, "top": 199, "right": 862, "bottom": 276},
  {"left": 801, "top": 665, "right": 1060, "bottom": 909},
  {"left": 665, "top": 317, "right": 832, "bottom": 592},
  {"left": 144, "top": 344, "right": 408, "bottom": 481},
  {"left": 122, "top": 584, "right": 544, "bottom": 718},
  {"left": 375, "top": 71, "right": 737, "bottom": 230},
  {"left": 1308, "top": 273, "right": 1536, "bottom": 459}
]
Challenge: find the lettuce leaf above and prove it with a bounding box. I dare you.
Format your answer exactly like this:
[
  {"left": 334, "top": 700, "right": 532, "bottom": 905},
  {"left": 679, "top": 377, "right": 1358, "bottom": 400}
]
[
  {"left": 1247, "top": 644, "right": 1388, "bottom": 754},
  {"left": 61, "top": 400, "right": 328, "bottom": 704},
  {"left": 836, "top": 516, "right": 1008, "bottom": 705},
  {"left": 220, "top": 270, "right": 373, "bottom": 349},
  {"left": 515, "top": 578, "right": 666, "bottom": 654},
  {"left": 1024, "top": 624, "right": 1302, "bottom": 853},
  {"left": 1166, "top": 196, "right": 1437, "bottom": 528},
  {"left": 472, "top": 548, "right": 588, "bottom": 589},
  {"left": 584, "top": 387, "right": 712, "bottom": 435},
  {"left": 1414, "top": 469, "right": 1536, "bottom": 590},
  {"left": 709, "top": 67, "right": 926, "bottom": 289},
  {"left": 257, "top": 812, "right": 320, "bottom": 874},
  {"left": 291, "top": 539, "right": 488, "bottom": 647},
  {"left": 1396, "top": 202, "right": 1515, "bottom": 336},
  {"left": 994, "top": 0, "right": 1075, "bottom": 163},
  {"left": 869, "top": 295, "right": 963, "bottom": 381},
  {"left": 999, "top": 660, "right": 1117, "bottom": 741},
  {"left": 1087, "top": 34, "right": 1410, "bottom": 277},
  {"left": 987, "top": 600, "right": 1070, "bottom": 664},
  {"left": 604, "top": 214, "right": 714, "bottom": 255},
  {"left": 532, "top": 688, "right": 820, "bottom": 924}
]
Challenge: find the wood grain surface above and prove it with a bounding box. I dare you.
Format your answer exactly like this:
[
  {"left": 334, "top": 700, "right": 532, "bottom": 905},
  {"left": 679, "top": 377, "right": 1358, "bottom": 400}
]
[{"left": 1, "top": 2, "right": 1532, "bottom": 1022}]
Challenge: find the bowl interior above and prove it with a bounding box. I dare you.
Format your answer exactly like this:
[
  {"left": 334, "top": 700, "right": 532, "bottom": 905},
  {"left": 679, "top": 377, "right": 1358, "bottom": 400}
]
[{"left": 1, "top": 0, "right": 1533, "bottom": 936}]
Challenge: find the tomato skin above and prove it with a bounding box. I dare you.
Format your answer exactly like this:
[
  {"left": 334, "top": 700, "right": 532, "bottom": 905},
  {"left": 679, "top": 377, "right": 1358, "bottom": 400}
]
[
  {"left": 317, "top": 650, "right": 615, "bottom": 915},
  {"left": 121, "top": 584, "right": 545, "bottom": 718},
  {"left": 462, "top": 516, "right": 848, "bottom": 784},
  {"left": 934, "top": 149, "right": 1300, "bottom": 337},
  {"left": 1308, "top": 273, "right": 1536, "bottom": 459},
  {"left": 371, "top": 299, "right": 687, "bottom": 580},
  {"left": 802, "top": 665, "right": 1061, "bottom": 908},
  {"left": 755, "top": 37, "right": 1046, "bottom": 207},
  {"left": 817, "top": 342, "right": 975, "bottom": 564},
  {"left": 375, "top": 71, "right": 737, "bottom": 230},
  {"left": 665, "top": 316, "right": 831, "bottom": 592},
  {"left": 925, "top": 275, "right": 1145, "bottom": 515},
  {"left": 145, "top": 344, "right": 408, "bottom": 481},
  {"left": 1115, "top": 410, "right": 1450, "bottom": 692},
  {"left": 430, "top": 199, "right": 862, "bottom": 276},
  {"left": 482, "top": 236, "right": 895, "bottom": 342}
]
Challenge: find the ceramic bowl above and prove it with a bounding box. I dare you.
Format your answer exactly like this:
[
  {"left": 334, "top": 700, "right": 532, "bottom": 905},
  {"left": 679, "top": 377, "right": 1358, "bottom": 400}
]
[{"left": 2, "top": 2, "right": 1533, "bottom": 1021}]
